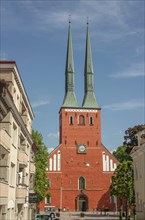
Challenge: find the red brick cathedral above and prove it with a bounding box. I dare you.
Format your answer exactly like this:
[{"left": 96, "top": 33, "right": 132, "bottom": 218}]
[{"left": 40, "top": 23, "right": 118, "bottom": 212}]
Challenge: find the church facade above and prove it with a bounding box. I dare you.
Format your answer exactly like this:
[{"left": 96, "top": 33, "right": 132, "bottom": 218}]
[{"left": 40, "top": 23, "right": 118, "bottom": 212}]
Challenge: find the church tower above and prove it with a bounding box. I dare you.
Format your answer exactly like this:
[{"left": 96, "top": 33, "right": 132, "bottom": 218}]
[
  {"left": 62, "top": 20, "right": 79, "bottom": 108},
  {"left": 82, "top": 22, "right": 99, "bottom": 109},
  {"left": 40, "top": 22, "right": 118, "bottom": 212},
  {"left": 59, "top": 21, "right": 101, "bottom": 151}
]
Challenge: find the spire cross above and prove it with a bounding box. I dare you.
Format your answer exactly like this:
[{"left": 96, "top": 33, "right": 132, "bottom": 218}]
[
  {"left": 68, "top": 14, "right": 71, "bottom": 24},
  {"left": 87, "top": 17, "right": 89, "bottom": 26}
]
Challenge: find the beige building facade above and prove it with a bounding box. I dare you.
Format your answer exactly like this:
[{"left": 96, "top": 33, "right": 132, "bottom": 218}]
[
  {"left": 131, "top": 126, "right": 145, "bottom": 220},
  {"left": 0, "top": 61, "right": 35, "bottom": 220}
]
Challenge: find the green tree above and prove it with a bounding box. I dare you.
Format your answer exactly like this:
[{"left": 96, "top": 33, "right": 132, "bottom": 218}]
[
  {"left": 123, "top": 125, "right": 145, "bottom": 153},
  {"left": 110, "top": 161, "right": 135, "bottom": 220},
  {"left": 32, "top": 129, "right": 49, "bottom": 203},
  {"left": 112, "top": 145, "right": 132, "bottom": 163}
]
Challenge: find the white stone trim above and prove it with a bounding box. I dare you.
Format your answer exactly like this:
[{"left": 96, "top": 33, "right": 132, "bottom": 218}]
[{"left": 65, "top": 109, "right": 98, "bottom": 112}]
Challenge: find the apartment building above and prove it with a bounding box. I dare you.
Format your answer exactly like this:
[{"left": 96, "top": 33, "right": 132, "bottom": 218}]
[
  {"left": 131, "top": 125, "right": 145, "bottom": 220},
  {"left": 0, "top": 61, "right": 35, "bottom": 220}
]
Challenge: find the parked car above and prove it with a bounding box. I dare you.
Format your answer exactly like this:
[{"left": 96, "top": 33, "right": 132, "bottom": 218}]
[
  {"left": 35, "top": 206, "right": 58, "bottom": 220},
  {"left": 44, "top": 206, "right": 60, "bottom": 218},
  {"left": 35, "top": 213, "right": 52, "bottom": 220},
  {"left": 35, "top": 212, "right": 56, "bottom": 220}
]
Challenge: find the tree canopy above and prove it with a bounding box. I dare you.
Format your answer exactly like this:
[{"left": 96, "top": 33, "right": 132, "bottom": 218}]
[
  {"left": 32, "top": 129, "right": 49, "bottom": 203},
  {"left": 123, "top": 124, "right": 145, "bottom": 153},
  {"left": 110, "top": 161, "right": 134, "bottom": 203},
  {"left": 110, "top": 126, "right": 139, "bottom": 219},
  {"left": 112, "top": 145, "right": 132, "bottom": 163}
]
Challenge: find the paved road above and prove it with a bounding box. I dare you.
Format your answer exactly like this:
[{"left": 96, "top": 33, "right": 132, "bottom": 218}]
[
  {"left": 57, "top": 212, "right": 135, "bottom": 220},
  {"left": 58, "top": 212, "right": 120, "bottom": 220}
]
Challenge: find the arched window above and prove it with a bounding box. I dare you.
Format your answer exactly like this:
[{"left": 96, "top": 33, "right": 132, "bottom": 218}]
[
  {"left": 57, "top": 151, "right": 61, "bottom": 171},
  {"left": 69, "top": 116, "right": 74, "bottom": 125},
  {"left": 49, "top": 158, "right": 52, "bottom": 171},
  {"left": 79, "top": 115, "right": 85, "bottom": 125},
  {"left": 45, "top": 194, "right": 51, "bottom": 204},
  {"left": 53, "top": 154, "right": 56, "bottom": 171},
  {"left": 79, "top": 176, "right": 86, "bottom": 190},
  {"left": 47, "top": 178, "right": 51, "bottom": 187},
  {"left": 89, "top": 116, "right": 94, "bottom": 125}
]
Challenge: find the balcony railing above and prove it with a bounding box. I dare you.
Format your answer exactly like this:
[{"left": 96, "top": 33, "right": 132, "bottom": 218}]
[
  {"left": 21, "top": 115, "right": 28, "bottom": 126},
  {"left": 0, "top": 167, "right": 9, "bottom": 182},
  {"left": 0, "top": 181, "right": 8, "bottom": 198},
  {"left": 0, "top": 129, "right": 11, "bottom": 152},
  {"left": 18, "top": 151, "right": 28, "bottom": 166},
  {"left": 30, "top": 162, "right": 35, "bottom": 173},
  {"left": 16, "top": 187, "right": 27, "bottom": 199}
]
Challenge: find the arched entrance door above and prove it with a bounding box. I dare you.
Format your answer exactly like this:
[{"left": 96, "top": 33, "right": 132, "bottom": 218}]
[{"left": 76, "top": 194, "right": 88, "bottom": 211}]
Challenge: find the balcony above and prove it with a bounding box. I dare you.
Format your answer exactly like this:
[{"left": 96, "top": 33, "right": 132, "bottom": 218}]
[
  {"left": 0, "top": 129, "right": 11, "bottom": 153},
  {"left": 0, "top": 181, "right": 8, "bottom": 205},
  {"left": 0, "top": 181, "right": 8, "bottom": 197},
  {"left": 30, "top": 162, "right": 35, "bottom": 173},
  {"left": 18, "top": 151, "right": 28, "bottom": 166},
  {"left": 0, "top": 167, "right": 9, "bottom": 182},
  {"left": 16, "top": 187, "right": 27, "bottom": 203},
  {"left": 21, "top": 115, "right": 28, "bottom": 126}
]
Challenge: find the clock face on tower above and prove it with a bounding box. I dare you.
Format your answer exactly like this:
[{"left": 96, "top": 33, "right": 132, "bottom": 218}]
[{"left": 77, "top": 144, "right": 87, "bottom": 154}]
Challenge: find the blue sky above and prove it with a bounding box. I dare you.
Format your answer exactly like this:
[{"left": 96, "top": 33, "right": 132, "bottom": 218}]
[{"left": 1, "top": 0, "right": 145, "bottom": 152}]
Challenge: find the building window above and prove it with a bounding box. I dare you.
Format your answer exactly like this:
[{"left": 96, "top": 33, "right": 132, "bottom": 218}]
[
  {"left": 30, "top": 173, "right": 35, "bottom": 189},
  {"left": 18, "top": 169, "right": 24, "bottom": 185},
  {"left": 79, "top": 176, "right": 86, "bottom": 190},
  {"left": 47, "top": 178, "right": 51, "bottom": 188},
  {"left": 49, "top": 158, "right": 52, "bottom": 171},
  {"left": 53, "top": 154, "right": 56, "bottom": 171},
  {"left": 45, "top": 195, "right": 51, "bottom": 204},
  {"left": 79, "top": 115, "right": 85, "bottom": 125},
  {"left": 57, "top": 151, "right": 61, "bottom": 171},
  {"left": 30, "top": 151, "right": 34, "bottom": 162},
  {"left": 69, "top": 116, "right": 74, "bottom": 125},
  {"left": 20, "top": 134, "right": 25, "bottom": 151},
  {"left": 110, "top": 195, "right": 116, "bottom": 204},
  {"left": 12, "top": 123, "right": 18, "bottom": 147},
  {"left": 89, "top": 116, "right": 94, "bottom": 125},
  {"left": 102, "top": 152, "right": 106, "bottom": 171}
]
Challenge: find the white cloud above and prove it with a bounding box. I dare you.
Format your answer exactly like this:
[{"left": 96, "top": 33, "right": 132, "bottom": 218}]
[
  {"left": 110, "top": 63, "right": 144, "bottom": 78},
  {"left": 2, "top": 0, "right": 144, "bottom": 43},
  {"left": 32, "top": 100, "right": 49, "bottom": 108},
  {"left": 48, "top": 131, "right": 59, "bottom": 140},
  {"left": 103, "top": 99, "right": 144, "bottom": 111},
  {"left": 48, "top": 147, "right": 55, "bottom": 153}
]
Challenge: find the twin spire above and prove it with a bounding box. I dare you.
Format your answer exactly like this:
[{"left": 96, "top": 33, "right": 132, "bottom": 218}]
[{"left": 62, "top": 21, "right": 99, "bottom": 109}]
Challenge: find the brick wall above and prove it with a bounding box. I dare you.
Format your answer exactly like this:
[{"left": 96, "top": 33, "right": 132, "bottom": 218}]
[{"left": 40, "top": 107, "right": 118, "bottom": 212}]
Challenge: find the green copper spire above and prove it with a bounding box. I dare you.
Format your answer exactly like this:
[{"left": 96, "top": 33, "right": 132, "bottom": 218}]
[
  {"left": 82, "top": 22, "right": 99, "bottom": 108},
  {"left": 62, "top": 21, "right": 79, "bottom": 107}
]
